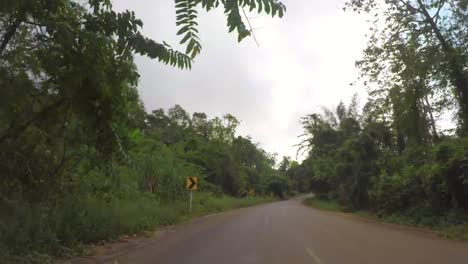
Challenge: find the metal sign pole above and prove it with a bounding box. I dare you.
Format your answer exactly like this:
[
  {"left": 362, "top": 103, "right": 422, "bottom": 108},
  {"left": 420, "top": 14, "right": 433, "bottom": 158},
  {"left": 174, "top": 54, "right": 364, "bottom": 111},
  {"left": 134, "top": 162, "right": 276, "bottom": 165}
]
[{"left": 189, "top": 189, "right": 193, "bottom": 213}]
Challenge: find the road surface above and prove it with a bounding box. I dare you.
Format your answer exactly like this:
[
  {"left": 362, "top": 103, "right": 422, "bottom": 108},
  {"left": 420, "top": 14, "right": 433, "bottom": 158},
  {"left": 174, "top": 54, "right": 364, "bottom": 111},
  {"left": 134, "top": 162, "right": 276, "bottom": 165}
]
[{"left": 73, "top": 197, "right": 468, "bottom": 264}]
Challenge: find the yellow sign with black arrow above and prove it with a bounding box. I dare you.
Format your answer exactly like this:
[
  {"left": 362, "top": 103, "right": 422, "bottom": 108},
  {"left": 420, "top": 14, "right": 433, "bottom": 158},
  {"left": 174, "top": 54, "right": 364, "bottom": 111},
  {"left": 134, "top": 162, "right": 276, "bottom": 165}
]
[{"left": 186, "top": 176, "right": 198, "bottom": 191}]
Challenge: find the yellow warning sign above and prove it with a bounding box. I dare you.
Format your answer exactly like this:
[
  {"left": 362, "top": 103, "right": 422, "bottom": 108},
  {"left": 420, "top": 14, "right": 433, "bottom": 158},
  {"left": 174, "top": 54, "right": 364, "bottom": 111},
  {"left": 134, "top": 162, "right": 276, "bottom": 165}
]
[{"left": 186, "top": 177, "right": 198, "bottom": 191}]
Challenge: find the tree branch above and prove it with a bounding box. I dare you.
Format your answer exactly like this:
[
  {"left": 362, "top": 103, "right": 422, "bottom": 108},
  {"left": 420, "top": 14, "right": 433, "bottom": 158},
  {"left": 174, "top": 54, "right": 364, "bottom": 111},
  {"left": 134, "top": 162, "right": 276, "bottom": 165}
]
[
  {"left": 50, "top": 113, "right": 68, "bottom": 180},
  {"left": 0, "top": 18, "right": 21, "bottom": 57},
  {"left": 397, "top": 0, "right": 420, "bottom": 13},
  {"left": 241, "top": 7, "right": 259, "bottom": 47},
  {"left": 433, "top": 0, "right": 446, "bottom": 24},
  {"left": 23, "top": 20, "right": 42, "bottom": 27},
  {"left": 416, "top": 0, "right": 451, "bottom": 52}
]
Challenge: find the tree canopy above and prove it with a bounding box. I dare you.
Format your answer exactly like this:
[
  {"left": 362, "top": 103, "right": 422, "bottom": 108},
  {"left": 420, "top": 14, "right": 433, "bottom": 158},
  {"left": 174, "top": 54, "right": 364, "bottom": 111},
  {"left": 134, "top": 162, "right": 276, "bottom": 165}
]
[{"left": 347, "top": 0, "right": 468, "bottom": 133}]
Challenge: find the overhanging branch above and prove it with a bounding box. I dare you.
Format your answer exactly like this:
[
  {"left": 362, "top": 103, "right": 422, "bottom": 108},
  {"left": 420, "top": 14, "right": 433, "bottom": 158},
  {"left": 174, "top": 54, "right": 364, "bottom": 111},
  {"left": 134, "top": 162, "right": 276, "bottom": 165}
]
[{"left": 0, "top": 19, "right": 21, "bottom": 57}]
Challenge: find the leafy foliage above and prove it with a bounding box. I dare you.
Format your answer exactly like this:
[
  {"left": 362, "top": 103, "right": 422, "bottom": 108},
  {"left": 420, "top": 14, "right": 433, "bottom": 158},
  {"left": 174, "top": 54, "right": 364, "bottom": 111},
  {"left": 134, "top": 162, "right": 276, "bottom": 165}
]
[
  {"left": 297, "top": 97, "right": 468, "bottom": 215},
  {"left": 0, "top": 0, "right": 287, "bottom": 261},
  {"left": 347, "top": 0, "right": 468, "bottom": 133},
  {"left": 175, "top": 0, "right": 286, "bottom": 57},
  {"left": 284, "top": 1, "right": 467, "bottom": 226}
]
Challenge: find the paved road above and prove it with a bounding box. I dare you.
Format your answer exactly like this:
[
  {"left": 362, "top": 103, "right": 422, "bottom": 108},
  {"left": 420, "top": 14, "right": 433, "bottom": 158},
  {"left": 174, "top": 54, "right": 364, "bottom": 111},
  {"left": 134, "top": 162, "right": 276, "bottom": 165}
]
[{"left": 78, "top": 197, "right": 468, "bottom": 264}]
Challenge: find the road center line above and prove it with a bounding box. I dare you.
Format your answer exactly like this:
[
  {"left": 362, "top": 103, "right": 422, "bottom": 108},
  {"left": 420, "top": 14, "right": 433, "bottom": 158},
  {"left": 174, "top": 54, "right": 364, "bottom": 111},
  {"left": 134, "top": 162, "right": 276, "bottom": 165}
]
[{"left": 306, "top": 247, "right": 325, "bottom": 264}]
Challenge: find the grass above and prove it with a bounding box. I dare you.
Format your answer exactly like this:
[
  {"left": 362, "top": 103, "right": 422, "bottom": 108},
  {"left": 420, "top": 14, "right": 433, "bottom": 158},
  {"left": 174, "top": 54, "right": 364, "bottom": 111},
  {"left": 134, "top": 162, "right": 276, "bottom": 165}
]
[
  {"left": 191, "top": 193, "right": 275, "bottom": 216},
  {"left": 440, "top": 225, "right": 468, "bottom": 240},
  {"left": 303, "top": 197, "right": 344, "bottom": 212},
  {"left": 1, "top": 193, "right": 275, "bottom": 264},
  {"left": 303, "top": 197, "right": 468, "bottom": 241}
]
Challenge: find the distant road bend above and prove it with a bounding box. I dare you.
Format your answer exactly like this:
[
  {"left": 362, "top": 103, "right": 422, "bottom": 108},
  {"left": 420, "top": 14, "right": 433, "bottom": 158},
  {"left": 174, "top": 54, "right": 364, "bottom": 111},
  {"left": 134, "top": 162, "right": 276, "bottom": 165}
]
[{"left": 73, "top": 197, "right": 468, "bottom": 264}]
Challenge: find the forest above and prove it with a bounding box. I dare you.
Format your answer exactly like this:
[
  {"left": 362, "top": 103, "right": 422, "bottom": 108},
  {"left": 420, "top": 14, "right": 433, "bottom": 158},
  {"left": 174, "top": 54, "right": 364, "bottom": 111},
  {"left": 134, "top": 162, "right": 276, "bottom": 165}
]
[
  {"left": 295, "top": 0, "right": 468, "bottom": 235},
  {"left": 1, "top": 0, "right": 468, "bottom": 262}
]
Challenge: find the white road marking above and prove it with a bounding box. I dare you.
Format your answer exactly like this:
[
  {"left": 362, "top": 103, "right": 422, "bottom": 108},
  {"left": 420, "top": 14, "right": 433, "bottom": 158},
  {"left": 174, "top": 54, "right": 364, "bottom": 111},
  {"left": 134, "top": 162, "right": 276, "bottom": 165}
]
[{"left": 306, "top": 247, "right": 325, "bottom": 264}]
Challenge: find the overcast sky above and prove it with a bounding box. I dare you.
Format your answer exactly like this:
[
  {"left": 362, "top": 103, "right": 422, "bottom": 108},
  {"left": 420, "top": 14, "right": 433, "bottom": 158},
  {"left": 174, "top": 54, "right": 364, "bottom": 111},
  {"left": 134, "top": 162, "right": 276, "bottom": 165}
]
[{"left": 113, "top": 0, "right": 369, "bottom": 160}]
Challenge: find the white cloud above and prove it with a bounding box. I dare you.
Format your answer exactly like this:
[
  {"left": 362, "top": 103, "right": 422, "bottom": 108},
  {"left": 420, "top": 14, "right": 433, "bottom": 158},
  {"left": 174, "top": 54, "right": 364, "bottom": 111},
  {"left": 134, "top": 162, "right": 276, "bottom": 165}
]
[{"left": 113, "top": 0, "right": 370, "bottom": 160}]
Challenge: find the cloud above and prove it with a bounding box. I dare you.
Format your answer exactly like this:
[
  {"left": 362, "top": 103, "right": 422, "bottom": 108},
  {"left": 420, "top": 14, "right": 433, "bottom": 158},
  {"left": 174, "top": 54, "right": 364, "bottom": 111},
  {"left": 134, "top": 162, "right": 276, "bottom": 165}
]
[{"left": 113, "top": 0, "right": 369, "bottom": 160}]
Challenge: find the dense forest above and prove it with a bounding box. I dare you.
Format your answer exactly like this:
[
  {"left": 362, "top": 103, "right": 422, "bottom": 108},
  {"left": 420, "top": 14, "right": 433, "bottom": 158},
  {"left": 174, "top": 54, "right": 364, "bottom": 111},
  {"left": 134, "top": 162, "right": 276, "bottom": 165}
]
[
  {"left": 295, "top": 0, "right": 468, "bottom": 229},
  {"left": 0, "top": 0, "right": 288, "bottom": 262}
]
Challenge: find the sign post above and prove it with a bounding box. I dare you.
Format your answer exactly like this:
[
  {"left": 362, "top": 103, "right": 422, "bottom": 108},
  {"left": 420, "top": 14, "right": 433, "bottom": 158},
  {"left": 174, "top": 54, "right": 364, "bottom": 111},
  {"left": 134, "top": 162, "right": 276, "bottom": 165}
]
[
  {"left": 186, "top": 177, "right": 198, "bottom": 213},
  {"left": 189, "top": 189, "right": 193, "bottom": 213}
]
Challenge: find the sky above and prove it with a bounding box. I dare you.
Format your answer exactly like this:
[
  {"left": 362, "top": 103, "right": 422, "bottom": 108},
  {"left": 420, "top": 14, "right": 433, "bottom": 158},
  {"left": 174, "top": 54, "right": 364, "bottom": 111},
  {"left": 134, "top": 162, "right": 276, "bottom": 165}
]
[{"left": 113, "top": 0, "right": 370, "bottom": 161}]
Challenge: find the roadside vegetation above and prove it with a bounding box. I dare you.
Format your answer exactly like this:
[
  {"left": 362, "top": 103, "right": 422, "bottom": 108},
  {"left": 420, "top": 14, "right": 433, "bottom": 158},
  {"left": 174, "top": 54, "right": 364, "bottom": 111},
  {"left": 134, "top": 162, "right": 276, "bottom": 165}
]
[
  {"left": 304, "top": 196, "right": 468, "bottom": 241},
  {"left": 0, "top": 0, "right": 288, "bottom": 262},
  {"left": 303, "top": 197, "right": 344, "bottom": 213},
  {"left": 293, "top": 0, "right": 468, "bottom": 241},
  {"left": 2, "top": 193, "right": 274, "bottom": 264}
]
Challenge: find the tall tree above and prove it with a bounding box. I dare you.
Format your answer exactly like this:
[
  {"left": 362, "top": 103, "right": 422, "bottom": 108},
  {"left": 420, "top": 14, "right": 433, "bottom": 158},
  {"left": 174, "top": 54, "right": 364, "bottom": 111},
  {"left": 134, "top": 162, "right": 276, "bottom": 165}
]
[{"left": 348, "top": 0, "right": 467, "bottom": 132}]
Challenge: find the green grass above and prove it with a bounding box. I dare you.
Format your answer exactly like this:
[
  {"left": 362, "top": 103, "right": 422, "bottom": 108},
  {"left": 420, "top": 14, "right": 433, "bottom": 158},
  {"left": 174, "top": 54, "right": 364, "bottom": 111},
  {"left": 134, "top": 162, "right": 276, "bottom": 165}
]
[
  {"left": 1, "top": 193, "right": 275, "bottom": 264},
  {"left": 303, "top": 197, "right": 344, "bottom": 212},
  {"left": 303, "top": 197, "right": 468, "bottom": 241},
  {"left": 191, "top": 193, "right": 275, "bottom": 216},
  {"left": 440, "top": 225, "right": 468, "bottom": 240}
]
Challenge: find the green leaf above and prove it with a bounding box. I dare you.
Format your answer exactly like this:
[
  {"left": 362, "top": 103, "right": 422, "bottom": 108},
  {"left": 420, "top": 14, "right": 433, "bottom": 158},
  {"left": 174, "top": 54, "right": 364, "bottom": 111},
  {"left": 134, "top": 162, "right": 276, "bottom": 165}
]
[
  {"left": 180, "top": 33, "right": 192, "bottom": 44},
  {"left": 177, "top": 25, "right": 191, "bottom": 35},
  {"left": 263, "top": 0, "right": 270, "bottom": 14},
  {"left": 257, "top": 0, "right": 263, "bottom": 13}
]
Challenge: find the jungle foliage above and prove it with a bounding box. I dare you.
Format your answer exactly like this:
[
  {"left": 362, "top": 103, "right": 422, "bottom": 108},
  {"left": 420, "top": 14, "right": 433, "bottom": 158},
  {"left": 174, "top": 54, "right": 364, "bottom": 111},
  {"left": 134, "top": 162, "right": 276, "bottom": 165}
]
[
  {"left": 294, "top": 0, "right": 468, "bottom": 230},
  {"left": 0, "top": 0, "right": 288, "bottom": 261}
]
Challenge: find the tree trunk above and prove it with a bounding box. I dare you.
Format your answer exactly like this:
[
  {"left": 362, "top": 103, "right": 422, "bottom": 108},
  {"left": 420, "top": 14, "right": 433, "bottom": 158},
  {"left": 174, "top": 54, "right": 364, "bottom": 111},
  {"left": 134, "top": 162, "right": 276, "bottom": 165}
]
[
  {"left": 417, "top": 0, "right": 468, "bottom": 133},
  {"left": 0, "top": 19, "right": 21, "bottom": 57},
  {"left": 423, "top": 95, "right": 439, "bottom": 142},
  {"left": 455, "top": 77, "right": 468, "bottom": 134}
]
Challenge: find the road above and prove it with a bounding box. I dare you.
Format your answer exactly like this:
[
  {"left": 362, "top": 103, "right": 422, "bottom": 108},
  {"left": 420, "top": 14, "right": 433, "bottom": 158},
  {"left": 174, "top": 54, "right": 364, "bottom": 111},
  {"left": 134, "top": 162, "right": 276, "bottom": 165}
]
[{"left": 73, "top": 197, "right": 468, "bottom": 264}]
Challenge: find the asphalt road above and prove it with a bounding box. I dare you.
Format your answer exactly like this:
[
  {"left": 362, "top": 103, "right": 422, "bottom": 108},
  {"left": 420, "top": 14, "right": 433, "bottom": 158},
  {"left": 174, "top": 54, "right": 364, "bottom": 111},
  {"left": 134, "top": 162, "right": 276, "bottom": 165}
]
[{"left": 76, "top": 197, "right": 468, "bottom": 264}]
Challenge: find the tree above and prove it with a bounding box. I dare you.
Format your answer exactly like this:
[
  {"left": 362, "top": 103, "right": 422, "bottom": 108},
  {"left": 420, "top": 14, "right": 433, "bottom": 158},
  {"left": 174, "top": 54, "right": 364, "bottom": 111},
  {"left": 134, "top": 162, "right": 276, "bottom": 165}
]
[
  {"left": 278, "top": 156, "right": 291, "bottom": 173},
  {"left": 298, "top": 99, "right": 380, "bottom": 208},
  {"left": 348, "top": 0, "right": 468, "bottom": 133},
  {"left": 192, "top": 112, "right": 210, "bottom": 139},
  {"left": 0, "top": 0, "right": 286, "bottom": 146},
  {"left": 0, "top": 0, "right": 286, "bottom": 198}
]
